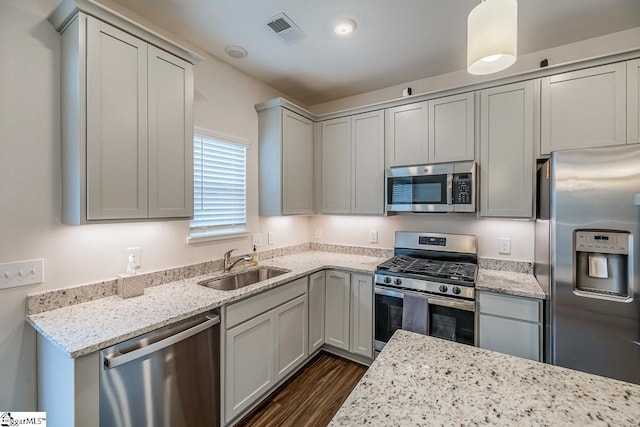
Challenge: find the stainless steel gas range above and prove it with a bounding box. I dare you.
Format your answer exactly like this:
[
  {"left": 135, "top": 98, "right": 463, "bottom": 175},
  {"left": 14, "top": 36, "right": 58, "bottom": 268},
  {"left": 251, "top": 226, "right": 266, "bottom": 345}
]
[{"left": 374, "top": 231, "right": 478, "bottom": 352}]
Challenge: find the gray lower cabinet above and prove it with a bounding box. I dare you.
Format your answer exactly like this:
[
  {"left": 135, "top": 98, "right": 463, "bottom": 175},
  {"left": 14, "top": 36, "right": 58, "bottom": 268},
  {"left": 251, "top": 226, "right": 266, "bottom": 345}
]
[
  {"left": 478, "top": 291, "right": 543, "bottom": 362},
  {"left": 308, "top": 271, "right": 326, "bottom": 353},
  {"left": 324, "top": 270, "right": 373, "bottom": 359},
  {"left": 224, "top": 278, "right": 308, "bottom": 423},
  {"left": 479, "top": 81, "right": 535, "bottom": 218}
]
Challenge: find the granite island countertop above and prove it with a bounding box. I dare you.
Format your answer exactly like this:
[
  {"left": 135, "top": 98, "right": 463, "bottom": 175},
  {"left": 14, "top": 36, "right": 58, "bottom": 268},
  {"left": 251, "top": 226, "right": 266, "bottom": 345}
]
[
  {"left": 330, "top": 330, "right": 640, "bottom": 426},
  {"left": 27, "top": 251, "right": 385, "bottom": 358}
]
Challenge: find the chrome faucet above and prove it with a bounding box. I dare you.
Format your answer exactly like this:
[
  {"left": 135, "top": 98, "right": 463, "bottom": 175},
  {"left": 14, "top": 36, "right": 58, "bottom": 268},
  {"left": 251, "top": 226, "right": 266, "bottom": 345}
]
[{"left": 223, "top": 249, "right": 251, "bottom": 272}]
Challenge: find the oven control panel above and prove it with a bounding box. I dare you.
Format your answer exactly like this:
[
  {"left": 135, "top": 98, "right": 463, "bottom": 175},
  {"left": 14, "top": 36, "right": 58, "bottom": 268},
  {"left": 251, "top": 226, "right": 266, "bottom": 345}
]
[
  {"left": 374, "top": 274, "right": 475, "bottom": 300},
  {"left": 418, "top": 236, "right": 446, "bottom": 246}
]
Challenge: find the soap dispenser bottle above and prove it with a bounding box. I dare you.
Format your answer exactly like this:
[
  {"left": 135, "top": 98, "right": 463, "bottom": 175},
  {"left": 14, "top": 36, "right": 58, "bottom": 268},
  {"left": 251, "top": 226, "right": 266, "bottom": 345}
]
[{"left": 251, "top": 245, "right": 258, "bottom": 266}]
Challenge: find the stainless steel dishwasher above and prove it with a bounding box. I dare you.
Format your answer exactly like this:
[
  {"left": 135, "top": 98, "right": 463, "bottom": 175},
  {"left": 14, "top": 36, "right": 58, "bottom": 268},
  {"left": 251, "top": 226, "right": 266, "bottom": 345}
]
[{"left": 99, "top": 311, "right": 220, "bottom": 427}]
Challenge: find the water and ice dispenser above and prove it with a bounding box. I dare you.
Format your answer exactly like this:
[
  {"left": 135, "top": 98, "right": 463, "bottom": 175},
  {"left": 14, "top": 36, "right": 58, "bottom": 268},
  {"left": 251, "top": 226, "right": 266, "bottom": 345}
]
[{"left": 574, "top": 230, "right": 632, "bottom": 299}]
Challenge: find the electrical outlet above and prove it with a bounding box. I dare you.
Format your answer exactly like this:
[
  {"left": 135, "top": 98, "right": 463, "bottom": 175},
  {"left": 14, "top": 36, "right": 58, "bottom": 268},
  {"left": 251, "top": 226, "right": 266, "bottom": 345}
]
[
  {"left": 0, "top": 259, "right": 44, "bottom": 289},
  {"left": 314, "top": 228, "right": 322, "bottom": 239},
  {"left": 268, "top": 232, "right": 274, "bottom": 245},
  {"left": 252, "top": 233, "right": 262, "bottom": 247},
  {"left": 369, "top": 230, "right": 378, "bottom": 244},
  {"left": 499, "top": 238, "right": 511, "bottom": 255},
  {"left": 127, "top": 247, "right": 141, "bottom": 268}
]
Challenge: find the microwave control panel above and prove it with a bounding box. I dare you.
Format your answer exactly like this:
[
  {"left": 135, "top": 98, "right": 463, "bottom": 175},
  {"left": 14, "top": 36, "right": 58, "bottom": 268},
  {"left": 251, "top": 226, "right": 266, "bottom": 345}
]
[{"left": 453, "top": 173, "right": 472, "bottom": 204}]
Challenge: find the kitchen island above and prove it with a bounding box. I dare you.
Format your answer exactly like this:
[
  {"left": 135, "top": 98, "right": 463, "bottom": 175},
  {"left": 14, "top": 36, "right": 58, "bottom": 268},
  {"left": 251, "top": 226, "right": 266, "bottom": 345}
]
[{"left": 330, "top": 330, "right": 640, "bottom": 426}]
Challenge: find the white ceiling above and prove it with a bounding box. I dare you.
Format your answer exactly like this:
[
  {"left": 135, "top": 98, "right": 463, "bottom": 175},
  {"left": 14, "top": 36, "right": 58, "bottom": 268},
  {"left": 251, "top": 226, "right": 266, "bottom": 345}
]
[{"left": 112, "top": 0, "right": 640, "bottom": 105}]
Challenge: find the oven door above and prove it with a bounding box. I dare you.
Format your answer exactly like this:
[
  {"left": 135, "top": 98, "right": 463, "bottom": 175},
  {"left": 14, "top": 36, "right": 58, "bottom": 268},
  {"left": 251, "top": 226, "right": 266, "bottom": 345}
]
[
  {"left": 374, "top": 286, "right": 476, "bottom": 351},
  {"left": 386, "top": 164, "right": 453, "bottom": 212}
]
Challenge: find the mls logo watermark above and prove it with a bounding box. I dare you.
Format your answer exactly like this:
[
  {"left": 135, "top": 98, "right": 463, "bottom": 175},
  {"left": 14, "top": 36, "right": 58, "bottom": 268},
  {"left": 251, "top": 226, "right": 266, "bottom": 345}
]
[{"left": 0, "top": 412, "right": 46, "bottom": 426}]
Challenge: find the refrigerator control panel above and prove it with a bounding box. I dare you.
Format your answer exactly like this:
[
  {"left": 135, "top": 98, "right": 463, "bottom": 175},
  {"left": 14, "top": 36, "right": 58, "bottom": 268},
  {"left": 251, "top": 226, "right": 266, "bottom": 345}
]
[{"left": 575, "top": 231, "right": 629, "bottom": 255}]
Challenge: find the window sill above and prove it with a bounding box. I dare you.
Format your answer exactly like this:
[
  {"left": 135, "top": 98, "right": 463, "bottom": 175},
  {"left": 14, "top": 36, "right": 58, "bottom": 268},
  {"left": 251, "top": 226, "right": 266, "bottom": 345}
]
[{"left": 187, "top": 228, "right": 250, "bottom": 244}]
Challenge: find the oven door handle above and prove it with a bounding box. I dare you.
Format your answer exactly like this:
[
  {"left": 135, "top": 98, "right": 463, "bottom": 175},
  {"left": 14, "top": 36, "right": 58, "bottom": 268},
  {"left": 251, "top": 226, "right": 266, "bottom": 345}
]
[{"left": 375, "top": 285, "right": 476, "bottom": 312}]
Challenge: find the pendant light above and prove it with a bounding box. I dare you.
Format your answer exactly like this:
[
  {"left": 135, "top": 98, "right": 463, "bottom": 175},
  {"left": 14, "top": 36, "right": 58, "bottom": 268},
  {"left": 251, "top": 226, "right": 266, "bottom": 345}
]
[{"left": 467, "top": 0, "right": 517, "bottom": 75}]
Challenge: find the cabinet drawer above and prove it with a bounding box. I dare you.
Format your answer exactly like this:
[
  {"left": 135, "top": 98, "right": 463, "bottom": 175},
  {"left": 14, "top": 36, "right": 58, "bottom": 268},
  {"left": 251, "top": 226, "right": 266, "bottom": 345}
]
[
  {"left": 226, "top": 277, "right": 307, "bottom": 329},
  {"left": 479, "top": 314, "right": 540, "bottom": 361},
  {"left": 478, "top": 292, "right": 540, "bottom": 322}
]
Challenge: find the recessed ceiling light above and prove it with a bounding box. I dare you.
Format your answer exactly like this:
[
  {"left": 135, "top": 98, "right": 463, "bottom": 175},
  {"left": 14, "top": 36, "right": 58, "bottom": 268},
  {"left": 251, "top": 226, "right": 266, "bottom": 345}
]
[
  {"left": 225, "top": 45, "right": 248, "bottom": 59},
  {"left": 334, "top": 18, "right": 357, "bottom": 36}
]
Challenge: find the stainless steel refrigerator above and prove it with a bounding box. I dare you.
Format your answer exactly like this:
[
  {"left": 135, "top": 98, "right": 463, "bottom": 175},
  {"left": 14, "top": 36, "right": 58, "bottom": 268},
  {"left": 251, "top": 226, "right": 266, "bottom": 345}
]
[{"left": 535, "top": 144, "right": 640, "bottom": 384}]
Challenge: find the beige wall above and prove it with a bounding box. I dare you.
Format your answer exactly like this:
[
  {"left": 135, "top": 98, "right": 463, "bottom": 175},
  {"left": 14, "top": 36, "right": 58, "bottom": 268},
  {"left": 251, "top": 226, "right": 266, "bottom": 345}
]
[
  {"left": 0, "top": 0, "right": 307, "bottom": 410},
  {"left": 310, "top": 215, "right": 534, "bottom": 261},
  {"left": 309, "top": 27, "right": 640, "bottom": 115}
]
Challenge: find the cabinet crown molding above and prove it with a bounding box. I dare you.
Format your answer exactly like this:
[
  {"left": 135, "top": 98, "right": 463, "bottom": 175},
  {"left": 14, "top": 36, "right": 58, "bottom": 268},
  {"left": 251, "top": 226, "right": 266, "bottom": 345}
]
[{"left": 48, "top": 0, "right": 205, "bottom": 65}]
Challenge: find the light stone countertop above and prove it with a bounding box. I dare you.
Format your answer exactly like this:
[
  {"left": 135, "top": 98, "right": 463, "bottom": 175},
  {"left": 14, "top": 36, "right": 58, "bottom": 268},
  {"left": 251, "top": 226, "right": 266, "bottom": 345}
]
[
  {"left": 477, "top": 268, "right": 547, "bottom": 299},
  {"left": 330, "top": 330, "right": 640, "bottom": 426},
  {"left": 26, "top": 251, "right": 385, "bottom": 358}
]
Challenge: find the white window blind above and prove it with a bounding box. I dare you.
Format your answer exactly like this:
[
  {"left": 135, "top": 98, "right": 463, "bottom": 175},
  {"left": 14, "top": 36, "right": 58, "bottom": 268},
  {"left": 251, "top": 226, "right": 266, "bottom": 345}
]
[{"left": 191, "top": 130, "right": 247, "bottom": 235}]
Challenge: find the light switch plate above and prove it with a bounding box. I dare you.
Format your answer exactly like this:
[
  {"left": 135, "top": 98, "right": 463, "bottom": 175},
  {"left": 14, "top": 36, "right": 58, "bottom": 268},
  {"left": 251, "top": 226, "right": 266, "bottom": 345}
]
[
  {"left": 314, "top": 228, "right": 322, "bottom": 239},
  {"left": 369, "top": 230, "right": 378, "bottom": 244},
  {"left": 0, "top": 259, "right": 44, "bottom": 289},
  {"left": 499, "top": 238, "right": 511, "bottom": 255},
  {"left": 268, "top": 232, "right": 274, "bottom": 245}
]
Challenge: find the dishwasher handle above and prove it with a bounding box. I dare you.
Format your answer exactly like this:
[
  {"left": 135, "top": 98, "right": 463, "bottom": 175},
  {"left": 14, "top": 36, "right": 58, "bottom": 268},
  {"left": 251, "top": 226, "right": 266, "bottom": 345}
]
[{"left": 104, "top": 313, "right": 220, "bottom": 369}]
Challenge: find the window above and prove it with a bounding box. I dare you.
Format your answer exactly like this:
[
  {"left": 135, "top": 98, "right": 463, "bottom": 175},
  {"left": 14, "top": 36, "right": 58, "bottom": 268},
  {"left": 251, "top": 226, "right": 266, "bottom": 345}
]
[{"left": 190, "top": 128, "right": 248, "bottom": 241}]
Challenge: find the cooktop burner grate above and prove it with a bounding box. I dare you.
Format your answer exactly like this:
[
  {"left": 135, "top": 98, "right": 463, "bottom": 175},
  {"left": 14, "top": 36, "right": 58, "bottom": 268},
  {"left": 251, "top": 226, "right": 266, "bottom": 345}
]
[{"left": 377, "top": 256, "right": 477, "bottom": 283}]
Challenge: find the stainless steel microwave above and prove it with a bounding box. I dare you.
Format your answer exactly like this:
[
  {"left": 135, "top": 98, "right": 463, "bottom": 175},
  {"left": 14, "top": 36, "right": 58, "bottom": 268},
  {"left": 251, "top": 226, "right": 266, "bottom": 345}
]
[{"left": 385, "top": 161, "right": 476, "bottom": 213}]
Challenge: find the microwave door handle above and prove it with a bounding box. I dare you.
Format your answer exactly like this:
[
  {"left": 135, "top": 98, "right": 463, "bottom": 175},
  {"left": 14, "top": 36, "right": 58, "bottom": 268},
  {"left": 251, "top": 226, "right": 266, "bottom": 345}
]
[{"left": 447, "top": 174, "right": 453, "bottom": 205}]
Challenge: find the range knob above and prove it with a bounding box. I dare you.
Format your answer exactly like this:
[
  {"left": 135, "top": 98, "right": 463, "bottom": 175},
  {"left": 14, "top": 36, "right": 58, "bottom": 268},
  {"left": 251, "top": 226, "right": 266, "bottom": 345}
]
[
  {"left": 394, "top": 278, "right": 402, "bottom": 286},
  {"left": 452, "top": 286, "right": 461, "bottom": 295},
  {"left": 383, "top": 276, "right": 392, "bottom": 284},
  {"left": 439, "top": 285, "right": 448, "bottom": 293}
]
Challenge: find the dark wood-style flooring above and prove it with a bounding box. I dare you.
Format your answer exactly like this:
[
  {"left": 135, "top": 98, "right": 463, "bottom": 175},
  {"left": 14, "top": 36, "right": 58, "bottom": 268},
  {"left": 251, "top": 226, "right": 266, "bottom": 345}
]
[{"left": 236, "top": 352, "right": 368, "bottom": 427}]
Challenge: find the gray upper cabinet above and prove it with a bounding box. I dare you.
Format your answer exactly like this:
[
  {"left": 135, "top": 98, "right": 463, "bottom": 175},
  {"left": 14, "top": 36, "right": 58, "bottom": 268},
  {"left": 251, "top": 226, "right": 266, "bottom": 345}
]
[
  {"left": 385, "top": 102, "right": 429, "bottom": 167},
  {"left": 480, "top": 81, "right": 535, "bottom": 218},
  {"left": 540, "top": 62, "right": 627, "bottom": 155},
  {"left": 351, "top": 111, "right": 385, "bottom": 215},
  {"left": 258, "top": 107, "right": 314, "bottom": 216},
  {"left": 58, "top": 13, "right": 195, "bottom": 224},
  {"left": 321, "top": 111, "right": 385, "bottom": 215},
  {"left": 629, "top": 59, "right": 640, "bottom": 145},
  {"left": 86, "top": 18, "right": 148, "bottom": 220},
  {"left": 429, "top": 92, "right": 475, "bottom": 163},
  {"left": 148, "top": 46, "right": 194, "bottom": 218},
  {"left": 321, "top": 117, "right": 352, "bottom": 214},
  {"left": 386, "top": 93, "right": 475, "bottom": 167}
]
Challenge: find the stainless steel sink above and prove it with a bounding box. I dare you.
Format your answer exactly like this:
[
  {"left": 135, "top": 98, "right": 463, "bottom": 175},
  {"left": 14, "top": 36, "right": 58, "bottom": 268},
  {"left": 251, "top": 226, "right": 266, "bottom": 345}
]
[{"left": 198, "top": 267, "right": 289, "bottom": 291}]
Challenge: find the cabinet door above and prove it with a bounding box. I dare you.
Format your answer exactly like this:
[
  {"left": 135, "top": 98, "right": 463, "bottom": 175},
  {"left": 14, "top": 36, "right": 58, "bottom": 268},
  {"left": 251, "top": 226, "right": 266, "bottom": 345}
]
[
  {"left": 86, "top": 17, "right": 148, "bottom": 220},
  {"left": 351, "top": 111, "right": 385, "bottom": 215},
  {"left": 308, "top": 271, "right": 326, "bottom": 353},
  {"left": 385, "top": 102, "right": 429, "bottom": 167},
  {"left": 429, "top": 93, "right": 475, "bottom": 163},
  {"left": 324, "top": 270, "right": 351, "bottom": 350},
  {"left": 628, "top": 59, "right": 640, "bottom": 145},
  {"left": 147, "top": 46, "right": 194, "bottom": 218},
  {"left": 541, "top": 62, "right": 627, "bottom": 154},
  {"left": 479, "top": 314, "right": 540, "bottom": 361},
  {"left": 225, "top": 311, "right": 274, "bottom": 422},
  {"left": 322, "top": 118, "right": 351, "bottom": 214},
  {"left": 282, "top": 110, "right": 314, "bottom": 214},
  {"left": 480, "top": 81, "right": 534, "bottom": 218},
  {"left": 350, "top": 274, "right": 373, "bottom": 358},
  {"left": 274, "top": 295, "right": 308, "bottom": 382}
]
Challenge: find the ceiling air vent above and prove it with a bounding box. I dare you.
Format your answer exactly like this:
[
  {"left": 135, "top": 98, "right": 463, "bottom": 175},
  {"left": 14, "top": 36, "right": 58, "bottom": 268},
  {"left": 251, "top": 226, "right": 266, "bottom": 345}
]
[{"left": 266, "top": 13, "right": 306, "bottom": 44}]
